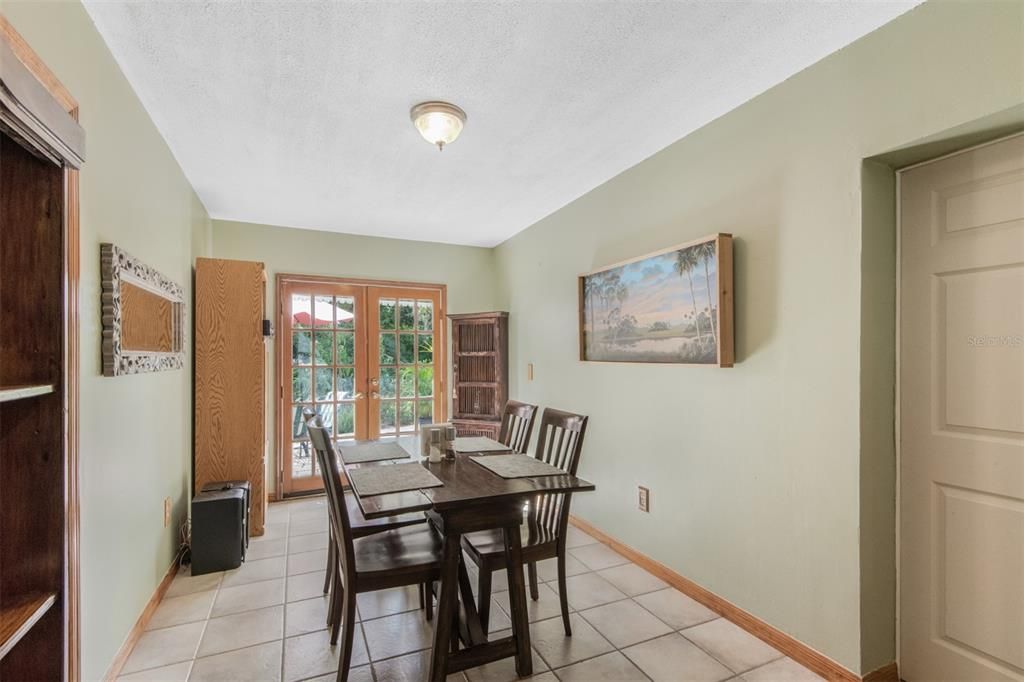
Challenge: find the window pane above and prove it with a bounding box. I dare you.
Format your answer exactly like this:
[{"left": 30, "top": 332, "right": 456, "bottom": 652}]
[
  {"left": 314, "top": 295, "right": 333, "bottom": 328},
  {"left": 291, "top": 404, "right": 311, "bottom": 439},
  {"left": 315, "top": 368, "right": 333, "bottom": 401},
  {"left": 291, "top": 441, "right": 312, "bottom": 478},
  {"left": 417, "top": 300, "right": 433, "bottom": 331},
  {"left": 314, "top": 331, "right": 334, "bottom": 366},
  {"left": 417, "top": 366, "right": 433, "bottom": 398},
  {"left": 379, "top": 333, "right": 396, "bottom": 365},
  {"left": 399, "top": 333, "right": 415, "bottom": 365},
  {"left": 335, "top": 403, "right": 355, "bottom": 438},
  {"left": 418, "top": 399, "right": 433, "bottom": 426},
  {"left": 337, "top": 296, "right": 355, "bottom": 330},
  {"left": 380, "top": 368, "right": 397, "bottom": 399},
  {"left": 380, "top": 401, "right": 396, "bottom": 434},
  {"left": 292, "top": 368, "right": 312, "bottom": 402},
  {"left": 379, "top": 299, "right": 397, "bottom": 330},
  {"left": 399, "top": 367, "right": 415, "bottom": 398},
  {"left": 399, "top": 299, "right": 415, "bottom": 330},
  {"left": 291, "top": 294, "right": 311, "bottom": 328},
  {"left": 316, "top": 402, "right": 333, "bottom": 434},
  {"left": 336, "top": 367, "right": 355, "bottom": 398},
  {"left": 418, "top": 334, "right": 433, "bottom": 364},
  {"left": 292, "top": 332, "right": 312, "bottom": 365},
  {"left": 399, "top": 400, "right": 415, "bottom": 431},
  {"left": 337, "top": 332, "right": 354, "bottom": 365}
]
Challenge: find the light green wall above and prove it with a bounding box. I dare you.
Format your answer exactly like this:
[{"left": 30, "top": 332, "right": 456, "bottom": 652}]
[
  {"left": 210, "top": 220, "right": 499, "bottom": 495},
  {"left": 3, "top": 2, "right": 211, "bottom": 679},
  {"left": 492, "top": 1, "right": 1023, "bottom": 673}
]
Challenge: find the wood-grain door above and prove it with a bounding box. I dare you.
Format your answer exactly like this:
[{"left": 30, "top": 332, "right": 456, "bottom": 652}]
[
  {"left": 899, "top": 134, "right": 1024, "bottom": 680},
  {"left": 366, "top": 287, "right": 445, "bottom": 439},
  {"left": 282, "top": 282, "right": 368, "bottom": 494}
]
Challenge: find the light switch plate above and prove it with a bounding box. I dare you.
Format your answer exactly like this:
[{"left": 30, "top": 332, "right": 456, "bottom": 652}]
[
  {"left": 638, "top": 486, "right": 650, "bottom": 513},
  {"left": 527, "top": 363, "right": 534, "bottom": 381}
]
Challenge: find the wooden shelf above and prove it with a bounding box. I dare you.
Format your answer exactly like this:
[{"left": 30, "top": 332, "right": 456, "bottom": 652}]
[
  {"left": 0, "top": 592, "right": 56, "bottom": 660},
  {"left": 0, "top": 385, "right": 54, "bottom": 403},
  {"left": 456, "top": 381, "right": 499, "bottom": 388},
  {"left": 457, "top": 351, "right": 495, "bottom": 357}
]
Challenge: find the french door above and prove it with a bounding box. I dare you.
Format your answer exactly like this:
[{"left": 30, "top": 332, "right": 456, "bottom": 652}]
[{"left": 278, "top": 276, "right": 445, "bottom": 495}]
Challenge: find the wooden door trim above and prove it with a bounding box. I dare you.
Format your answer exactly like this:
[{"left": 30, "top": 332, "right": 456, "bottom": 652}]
[
  {"left": 275, "top": 273, "right": 447, "bottom": 497},
  {"left": 0, "top": 15, "right": 81, "bottom": 681}
]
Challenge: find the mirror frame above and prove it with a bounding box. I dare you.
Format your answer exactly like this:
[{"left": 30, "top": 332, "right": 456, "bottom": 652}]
[{"left": 100, "top": 243, "right": 185, "bottom": 376}]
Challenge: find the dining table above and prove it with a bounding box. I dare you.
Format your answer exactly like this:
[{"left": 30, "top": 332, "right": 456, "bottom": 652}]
[{"left": 339, "top": 435, "right": 596, "bottom": 681}]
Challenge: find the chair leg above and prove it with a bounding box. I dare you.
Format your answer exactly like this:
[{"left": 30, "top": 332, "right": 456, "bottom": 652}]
[
  {"left": 527, "top": 562, "right": 539, "bottom": 601},
  {"left": 335, "top": 583, "right": 358, "bottom": 682},
  {"left": 557, "top": 552, "right": 572, "bottom": 636},
  {"left": 424, "top": 582, "right": 433, "bottom": 621},
  {"left": 323, "top": 531, "right": 335, "bottom": 594},
  {"left": 477, "top": 568, "right": 492, "bottom": 635},
  {"left": 329, "top": 570, "right": 344, "bottom": 646}
]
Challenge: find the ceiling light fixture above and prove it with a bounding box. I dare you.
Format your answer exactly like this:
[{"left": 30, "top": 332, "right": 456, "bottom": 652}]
[{"left": 410, "top": 101, "right": 466, "bottom": 151}]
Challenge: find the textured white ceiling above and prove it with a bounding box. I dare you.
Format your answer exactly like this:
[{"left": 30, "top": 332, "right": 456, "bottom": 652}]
[{"left": 83, "top": 1, "right": 921, "bottom": 247}]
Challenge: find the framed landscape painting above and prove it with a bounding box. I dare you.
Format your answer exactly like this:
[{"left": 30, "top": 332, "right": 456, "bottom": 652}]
[{"left": 578, "top": 233, "right": 733, "bottom": 366}]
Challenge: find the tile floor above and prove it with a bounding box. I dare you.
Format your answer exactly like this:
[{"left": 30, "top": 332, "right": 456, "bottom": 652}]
[{"left": 118, "top": 498, "right": 824, "bottom": 682}]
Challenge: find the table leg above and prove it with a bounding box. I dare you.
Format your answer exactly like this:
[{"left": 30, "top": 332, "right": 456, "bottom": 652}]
[
  {"left": 429, "top": 527, "right": 462, "bottom": 682},
  {"left": 502, "top": 523, "right": 533, "bottom": 676}
]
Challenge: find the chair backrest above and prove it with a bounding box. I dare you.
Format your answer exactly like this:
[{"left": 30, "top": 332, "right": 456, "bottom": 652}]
[
  {"left": 497, "top": 400, "right": 538, "bottom": 454},
  {"left": 527, "top": 408, "right": 588, "bottom": 546},
  {"left": 305, "top": 413, "right": 357, "bottom": 587}
]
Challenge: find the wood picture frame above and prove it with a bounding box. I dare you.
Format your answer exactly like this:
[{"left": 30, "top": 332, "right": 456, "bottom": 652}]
[
  {"left": 578, "top": 233, "right": 733, "bottom": 367},
  {"left": 100, "top": 243, "right": 185, "bottom": 376}
]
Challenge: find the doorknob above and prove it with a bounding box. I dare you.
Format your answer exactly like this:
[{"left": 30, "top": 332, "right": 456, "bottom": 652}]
[
  {"left": 353, "top": 392, "right": 365, "bottom": 400},
  {"left": 370, "top": 391, "right": 380, "bottom": 400},
  {"left": 369, "top": 377, "right": 379, "bottom": 387}
]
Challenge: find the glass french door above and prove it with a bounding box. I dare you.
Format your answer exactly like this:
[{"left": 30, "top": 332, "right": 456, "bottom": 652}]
[{"left": 279, "top": 278, "right": 445, "bottom": 495}]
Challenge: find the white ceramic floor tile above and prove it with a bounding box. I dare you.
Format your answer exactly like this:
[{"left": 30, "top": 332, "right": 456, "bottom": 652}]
[
  {"left": 285, "top": 596, "right": 330, "bottom": 637},
  {"left": 288, "top": 531, "right": 329, "bottom": 554},
  {"left": 287, "top": 548, "right": 327, "bottom": 576},
  {"left": 246, "top": 538, "right": 288, "bottom": 561},
  {"left": 221, "top": 556, "right": 286, "bottom": 588},
  {"left": 493, "top": 583, "right": 568, "bottom": 623},
  {"left": 289, "top": 518, "right": 327, "bottom": 537},
  {"left": 529, "top": 613, "right": 613, "bottom": 669},
  {"left": 147, "top": 590, "right": 216, "bottom": 630},
  {"left": 463, "top": 646, "right": 547, "bottom": 682},
  {"left": 623, "top": 633, "right": 734, "bottom": 682},
  {"left": 553, "top": 651, "right": 648, "bottom": 681},
  {"left": 372, "top": 650, "right": 466, "bottom": 681},
  {"left": 212, "top": 578, "right": 286, "bottom": 618},
  {"left": 165, "top": 567, "right": 223, "bottom": 599},
  {"left": 564, "top": 526, "right": 600, "bottom": 549},
  {"left": 568, "top": 543, "right": 630, "bottom": 571},
  {"left": 188, "top": 640, "right": 282, "bottom": 682},
  {"left": 117, "top": 660, "right": 192, "bottom": 682},
  {"left": 283, "top": 628, "right": 368, "bottom": 682},
  {"left": 360, "top": 609, "right": 435, "bottom": 661},
  {"left": 121, "top": 622, "right": 205, "bottom": 675},
  {"left": 682, "top": 619, "right": 783, "bottom": 674},
  {"left": 197, "top": 605, "right": 284, "bottom": 658},
  {"left": 532, "top": 554, "right": 589, "bottom": 582},
  {"left": 596, "top": 562, "right": 668, "bottom": 596},
  {"left": 287, "top": 570, "right": 328, "bottom": 603},
  {"left": 579, "top": 598, "right": 672, "bottom": 648},
  {"left": 356, "top": 584, "right": 422, "bottom": 620},
  {"left": 634, "top": 588, "right": 719, "bottom": 630},
  {"left": 303, "top": 665, "right": 375, "bottom": 682},
  {"left": 260, "top": 523, "right": 289, "bottom": 541},
  {"left": 553, "top": 572, "right": 628, "bottom": 611},
  {"left": 742, "top": 657, "right": 824, "bottom": 681}
]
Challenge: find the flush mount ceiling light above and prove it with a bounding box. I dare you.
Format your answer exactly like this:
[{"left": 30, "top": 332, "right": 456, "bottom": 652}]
[{"left": 410, "top": 101, "right": 466, "bottom": 151}]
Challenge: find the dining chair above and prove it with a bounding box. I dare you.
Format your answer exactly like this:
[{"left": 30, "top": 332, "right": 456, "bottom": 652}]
[
  {"left": 461, "top": 408, "right": 588, "bottom": 636},
  {"left": 307, "top": 419, "right": 444, "bottom": 681},
  {"left": 497, "top": 400, "right": 538, "bottom": 454}
]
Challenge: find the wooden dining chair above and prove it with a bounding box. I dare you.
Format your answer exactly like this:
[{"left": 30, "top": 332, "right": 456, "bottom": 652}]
[
  {"left": 461, "top": 408, "right": 588, "bottom": 636},
  {"left": 497, "top": 400, "right": 538, "bottom": 454},
  {"left": 307, "top": 420, "right": 443, "bottom": 681}
]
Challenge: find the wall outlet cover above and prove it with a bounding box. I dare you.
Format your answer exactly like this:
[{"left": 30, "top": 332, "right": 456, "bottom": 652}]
[{"left": 638, "top": 486, "right": 650, "bottom": 513}]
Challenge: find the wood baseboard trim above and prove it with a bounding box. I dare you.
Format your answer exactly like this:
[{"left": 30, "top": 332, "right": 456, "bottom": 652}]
[
  {"left": 568, "top": 516, "right": 896, "bottom": 682},
  {"left": 102, "top": 553, "right": 182, "bottom": 681}
]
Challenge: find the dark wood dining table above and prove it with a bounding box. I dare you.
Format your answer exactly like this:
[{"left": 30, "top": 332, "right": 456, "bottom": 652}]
[{"left": 340, "top": 436, "right": 595, "bottom": 681}]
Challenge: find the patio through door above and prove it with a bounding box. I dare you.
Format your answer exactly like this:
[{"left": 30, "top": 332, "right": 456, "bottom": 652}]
[{"left": 278, "top": 276, "right": 446, "bottom": 495}]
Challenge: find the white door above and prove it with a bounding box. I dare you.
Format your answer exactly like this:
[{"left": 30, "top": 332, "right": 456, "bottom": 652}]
[{"left": 900, "top": 134, "right": 1024, "bottom": 681}]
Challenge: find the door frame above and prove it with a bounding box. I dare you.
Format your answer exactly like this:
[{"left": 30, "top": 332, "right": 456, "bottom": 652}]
[
  {"left": 274, "top": 273, "right": 447, "bottom": 497},
  {"left": 894, "top": 129, "right": 1024, "bottom": 668}
]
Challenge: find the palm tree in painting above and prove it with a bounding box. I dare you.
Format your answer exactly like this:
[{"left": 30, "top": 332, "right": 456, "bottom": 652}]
[
  {"left": 695, "top": 240, "right": 718, "bottom": 345},
  {"left": 584, "top": 274, "right": 602, "bottom": 350},
  {"left": 674, "top": 247, "right": 704, "bottom": 343}
]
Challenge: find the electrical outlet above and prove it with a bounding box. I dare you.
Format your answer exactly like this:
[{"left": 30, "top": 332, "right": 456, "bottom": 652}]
[
  {"left": 638, "top": 486, "right": 650, "bottom": 513},
  {"left": 163, "top": 497, "right": 172, "bottom": 527},
  {"left": 527, "top": 363, "right": 534, "bottom": 381}
]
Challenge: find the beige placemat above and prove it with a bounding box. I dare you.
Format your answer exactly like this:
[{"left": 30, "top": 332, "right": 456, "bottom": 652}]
[
  {"left": 339, "top": 441, "right": 411, "bottom": 464},
  {"left": 347, "top": 462, "right": 443, "bottom": 497},
  {"left": 453, "top": 436, "right": 510, "bottom": 453},
  {"left": 469, "top": 454, "right": 566, "bottom": 479}
]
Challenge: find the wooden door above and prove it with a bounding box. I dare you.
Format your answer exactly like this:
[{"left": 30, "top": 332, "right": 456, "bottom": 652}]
[
  {"left": 281, "top": 282, "right": 368, "bottom": 494},
  {"left": 366, "top": 287, "right": 445, "bottom": 439},
  {"left": 899, "top": 134, "right": 1024, "bottom": 680}
]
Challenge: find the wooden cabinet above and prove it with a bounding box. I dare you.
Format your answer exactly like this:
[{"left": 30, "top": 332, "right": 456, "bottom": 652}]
[
  {"left": 448, "top": 312, "right": 508, "bottom": 439},
  {"left": 194, "top": 258, "right": 268, "bottom": 535}
]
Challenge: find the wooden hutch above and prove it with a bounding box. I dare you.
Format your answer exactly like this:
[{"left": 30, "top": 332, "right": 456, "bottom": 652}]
[{"left": 448, "top": 312, "right": 509, "bottom": 439}]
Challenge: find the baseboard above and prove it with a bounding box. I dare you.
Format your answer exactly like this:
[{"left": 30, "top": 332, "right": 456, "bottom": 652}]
[
  {"left": 569, "top": 516, "right": 897, "bottom": 682},
  {"left": 103, "top": 552, "right": 182, "bottom": 681}
]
